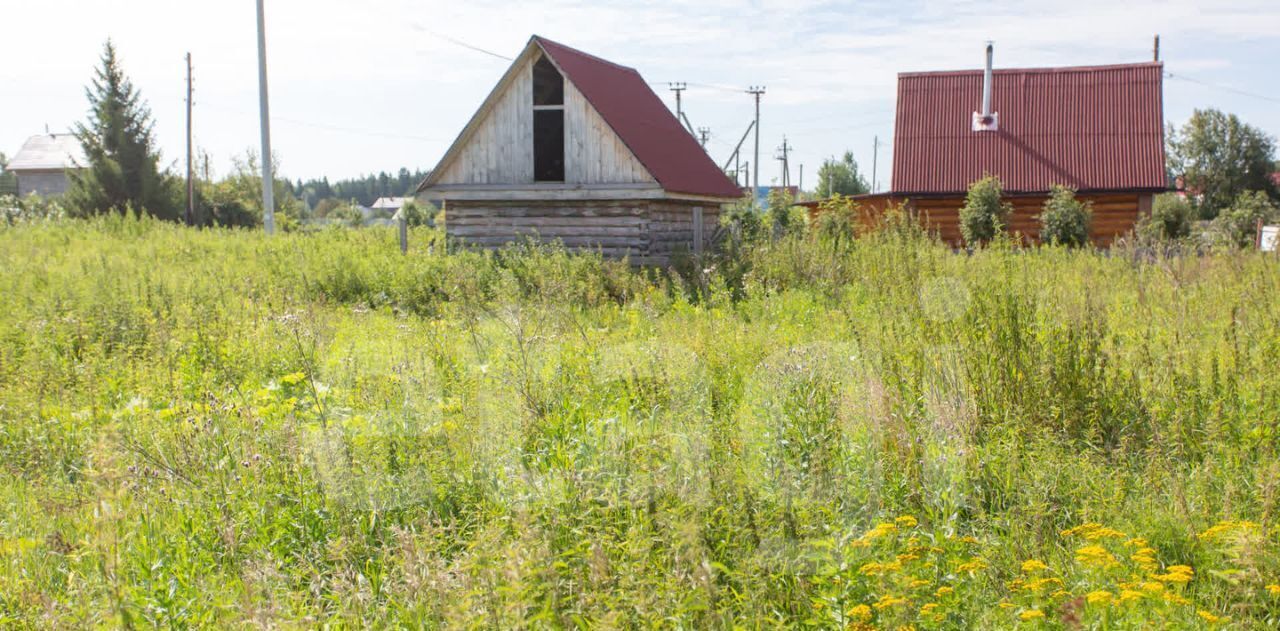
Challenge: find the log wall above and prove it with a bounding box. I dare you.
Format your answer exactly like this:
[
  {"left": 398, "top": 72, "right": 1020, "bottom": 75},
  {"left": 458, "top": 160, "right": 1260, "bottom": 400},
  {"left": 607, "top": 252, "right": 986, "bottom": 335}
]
[
  {"left": 446, "top": 200, "right": 720, "bottom": 264},
  {"left": 838, "top": 192, "right": 1151, "bottom": 247}
]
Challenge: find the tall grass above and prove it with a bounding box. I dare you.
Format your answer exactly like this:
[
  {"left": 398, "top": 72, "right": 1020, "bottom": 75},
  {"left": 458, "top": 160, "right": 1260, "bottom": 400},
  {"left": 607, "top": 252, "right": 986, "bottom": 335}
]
[{"left": 1, "top": 215, "right": 1279, "bottom": 627}]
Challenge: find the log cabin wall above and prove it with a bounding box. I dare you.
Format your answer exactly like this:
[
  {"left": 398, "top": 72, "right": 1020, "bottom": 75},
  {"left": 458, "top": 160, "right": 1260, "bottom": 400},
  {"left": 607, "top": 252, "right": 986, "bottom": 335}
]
[
  {"left": 841, "top": 192, "right": 1152, "bottom": 247},
  {"left": 446, "top": 199, "right": 719, "bottom": 264}
]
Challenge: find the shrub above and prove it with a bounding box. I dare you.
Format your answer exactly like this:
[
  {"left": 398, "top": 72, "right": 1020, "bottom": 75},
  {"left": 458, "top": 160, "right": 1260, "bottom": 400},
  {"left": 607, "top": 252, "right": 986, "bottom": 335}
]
[
  {"left": 765, "top": 188, "right": 805, "bottom": 237},
  {"left": 1138, "top": 193, "right": 1195, "bottom": 242},
  {"left": 1210, "top": 190, "right": 1278, "bottom": 247},
  {"left": 959, "top": 174, "right": 1011, "bottom": 246},
  {"left": 399, "top": 199, "right": 435, "bottom": 227},
  {"left": 1038, "top": 185, "right": 1092, "bottom": 247},
  {"left": 813, "top": 194, "right": 860, "bottom": 247}
]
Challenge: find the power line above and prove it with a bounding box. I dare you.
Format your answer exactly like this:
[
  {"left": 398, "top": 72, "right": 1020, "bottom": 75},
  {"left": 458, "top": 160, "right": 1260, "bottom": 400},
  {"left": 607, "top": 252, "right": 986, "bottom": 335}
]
[
  {"left": 1165, "top": 71, "right": 1280, "bottom": 105},
  {"left": 202, "top": 102, "right": 450, "bottom": 144},
  {"left": 412, "top": 26, "right": 514, "bottom": 61}
]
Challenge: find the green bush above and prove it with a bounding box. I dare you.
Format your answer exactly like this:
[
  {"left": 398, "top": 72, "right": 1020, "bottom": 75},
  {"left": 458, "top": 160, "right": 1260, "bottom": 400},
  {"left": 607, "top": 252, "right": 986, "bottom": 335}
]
[
  {"left": 1138, "top": 193, "right": 1195, "bottom": 242},
  {"left": 1038, "top": 185, "right": 1092, "bottom": 247},
  {"left": 959, "top": 174, "right": 1011, "bottom": 246},
  {"left": 1211, "top": 190, "right": 1278, "bottom": 247}
]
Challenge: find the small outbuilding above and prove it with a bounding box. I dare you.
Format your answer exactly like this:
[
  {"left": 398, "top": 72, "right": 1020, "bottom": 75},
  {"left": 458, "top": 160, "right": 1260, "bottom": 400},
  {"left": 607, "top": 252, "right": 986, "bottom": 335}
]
[
  {"left": 7, "top": 133, "right": 86, "bottom": 197},
  {"left": 817, "top": 48, "right": 1168, "bottom": 246},
  {"left": 417, "top": 36, "right": 741, "bottom": 263}
]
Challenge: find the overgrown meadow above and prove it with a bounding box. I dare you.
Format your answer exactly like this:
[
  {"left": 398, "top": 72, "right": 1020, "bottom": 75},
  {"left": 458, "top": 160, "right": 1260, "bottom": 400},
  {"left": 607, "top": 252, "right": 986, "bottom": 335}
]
[{"left": 2, "top": 215, "right": 1280, "bottom": 628}]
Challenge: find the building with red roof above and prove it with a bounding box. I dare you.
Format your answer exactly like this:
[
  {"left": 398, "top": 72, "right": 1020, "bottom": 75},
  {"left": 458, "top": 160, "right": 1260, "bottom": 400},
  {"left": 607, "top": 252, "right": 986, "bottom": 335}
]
[
  {"left": 830, "top": 49, "right": 1169, "bottom": 246},
  {"left": 418, "top": 36, "right": 739, "bottom": 263}
]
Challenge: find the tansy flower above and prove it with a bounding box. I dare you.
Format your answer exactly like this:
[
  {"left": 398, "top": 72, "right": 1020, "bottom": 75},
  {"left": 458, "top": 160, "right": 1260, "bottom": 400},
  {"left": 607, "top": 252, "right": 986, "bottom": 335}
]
[
  {"left": 1197, "top": 610, "right": 1222, "bottom": 624},
  {"left": 909, "top": 578, "right": 930, "bottom": 588},
  {"left": 935, "top": 586, "right": 955, "bottom": 597},
  {"left": 1198, "top": 520, "right": 1260, "bottom": 542},
  {"left": 920, "top": 603, "right": 939, "bottom": 615},
  {"left": 1021, "top": 559, "right": 1050, "bottom": 574},
  {"left": 1075, "top": 545, "right": 1119, "bottom": 569},
  {"left": 1061, "top": 523, "right": 1126, "bottom": 540},
  {"left": 998, "top": 602, "right": 1015, "bottom": 609},
  {"left": 1152, "top": 565, "right": 1194, "bottom": 584},
  {"left": 1267, "top": 584, "right": 1280, "bottom": 596},
  {"left": 896, "top": 515, "right": 918, "bottom": 529},
  {"left": 1051, "top": 590, "right": 1072, "bottom": 599},
  {"left": 848, "top": 604, "right": 872, "bottom": 621},
  {"left": 1019, "top": 609, "right": 1045, "bottom": 621},
  {"left": 1141, "top": 581, "right": 1165, "bottom": 593},
  {"left": 874, "top": 594, "right": 909, "bottom": 610},
  {"left": 956, "top": 558, "right": 988, "bottom": 573},
  {"left": 1118, "top": 590, "right": 1144, "bottom": 604},
  {"left": 1085, "top": 590, "right": 1113, "bottom": 605}
]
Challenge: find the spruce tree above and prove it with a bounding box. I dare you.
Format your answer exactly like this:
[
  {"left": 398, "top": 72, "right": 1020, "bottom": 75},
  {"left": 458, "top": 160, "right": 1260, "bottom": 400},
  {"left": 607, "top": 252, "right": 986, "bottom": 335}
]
[{"left": 67, "top": 41, "right": 179, "bottom": 219}]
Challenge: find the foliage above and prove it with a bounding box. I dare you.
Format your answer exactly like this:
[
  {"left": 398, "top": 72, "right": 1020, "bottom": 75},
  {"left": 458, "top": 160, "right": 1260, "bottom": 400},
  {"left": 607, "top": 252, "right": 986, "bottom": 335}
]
[
  {"left": 1138, "top": 193, "right": 1195, "bottom": 242},
  {"left": 65, "top": 41, "right": 181, "bottom": 220},
  {"left": 399, "top": 199, "right": 435, "bottom": 227},
  {"left": 1, "top": 193, "right": 69, "bottom": 225},
  {"left": 1168, "top": 109, "right": 1278, "bottom": 219},
  {"left": 2, "top": 218, "right": 1280, "bottom": 626},
  {"left": 765, "top": 187, "right": 806, "bottom": 236},
  {"left": 959, "top": 174, "right": 1011, "bottom": 246},
  {"left": 0, "top": 153, "right": 15, "bottom": 197},
  {"left": 292, "top": 168, "right": 429, "bottom": 208},
  {"left": 1210, "top": 190, "right": 1278, "bottom": 247},
  {"left": 813, "top": 194, "right": 862, "bottom": 248},
  {"left": 196, "top": 151, "right": 302, "bottom": 230},
  {"left": 1038, "top": 185, "right": 1092, "bottom": 247},
  {"left": 814, "top": 151, "right": 871, "bottom": 198}
]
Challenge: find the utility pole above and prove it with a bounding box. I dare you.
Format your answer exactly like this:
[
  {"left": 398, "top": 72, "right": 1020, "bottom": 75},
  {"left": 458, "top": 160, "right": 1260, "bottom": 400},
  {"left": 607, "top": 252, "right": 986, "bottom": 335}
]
[
  {"left": 747, "top": 86, "right": 765, "bottom": 197},
  {"left": 185, "top": 52, "right": 194, "bottom": 226},
  {"left": 826, "top": 155, "right": 833, "bottom": 197},
  {"left": 775, "top": 136, "right": 792, "bottom": 189},
  {"left": 256, "top": 0, "right": 275, "bottom": 234},
  {"left": 872, "top": 136, "right": 879, "bottom": 193},
  {"left": 697, "top": 127, "right": 710, "bottom": 148},
  {"left": 669, "top": 82, "right": 696, "bottom": 136},
  {"left": 1153, "top": 34, "right": 1160, "bottom": 62},
  {"left": 798, "top": 164, "right": 803, "bottom": 196}
]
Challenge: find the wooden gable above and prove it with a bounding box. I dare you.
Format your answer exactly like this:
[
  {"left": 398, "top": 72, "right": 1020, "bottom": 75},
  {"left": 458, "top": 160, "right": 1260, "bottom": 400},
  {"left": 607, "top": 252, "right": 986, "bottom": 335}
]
[{"left": 425, "top": 42, "right": 655, "bottom": 190}]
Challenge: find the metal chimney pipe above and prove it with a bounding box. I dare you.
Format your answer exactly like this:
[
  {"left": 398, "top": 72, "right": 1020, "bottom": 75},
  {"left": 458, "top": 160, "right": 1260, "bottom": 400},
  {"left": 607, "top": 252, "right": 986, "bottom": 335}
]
[{"left": 982, "top": 43, "right": 994, "bottom": 118}]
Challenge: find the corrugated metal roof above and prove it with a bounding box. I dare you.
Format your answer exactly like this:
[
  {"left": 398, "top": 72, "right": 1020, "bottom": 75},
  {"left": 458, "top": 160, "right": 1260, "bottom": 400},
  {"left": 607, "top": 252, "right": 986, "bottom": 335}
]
[
  {"left": 891, "top": 63, "right": 1167, "bottom": 195},
  {"left": 535, "top": 36, "right": 741, "bottom": 199},
  {"left": 371, "top": 197, "right": 408, "bottom": 209},
  {"left": 7, "top": 134, "right": 86, "bottom": 172}
]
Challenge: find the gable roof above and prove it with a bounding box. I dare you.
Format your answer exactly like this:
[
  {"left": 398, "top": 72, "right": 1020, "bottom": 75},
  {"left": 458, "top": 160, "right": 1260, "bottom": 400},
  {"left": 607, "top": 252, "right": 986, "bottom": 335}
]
[
  {"left": 891, "top": 62, "right": 1167, "bottom": 195},
  {"left": 420, "top": 36, "right": 740, "bottom": 199},
  {"left": 7, "top": 134, "right": 86, "bottom": 172}
]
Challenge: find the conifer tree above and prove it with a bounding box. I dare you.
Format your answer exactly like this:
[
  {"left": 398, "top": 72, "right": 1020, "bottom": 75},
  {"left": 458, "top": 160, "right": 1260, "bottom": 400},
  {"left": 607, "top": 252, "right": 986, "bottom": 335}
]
[{"left": 67, "top": 41, "right": 180, "bottom": 219}]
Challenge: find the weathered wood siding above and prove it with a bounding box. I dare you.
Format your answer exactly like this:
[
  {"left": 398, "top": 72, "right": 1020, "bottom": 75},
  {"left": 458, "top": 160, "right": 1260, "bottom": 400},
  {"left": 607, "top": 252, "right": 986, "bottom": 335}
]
[
  {"left": 446, "top": 200, "right": 719, "bottom": 264},
  {"left": 827, "top": 192, "right": 1150, "bottom": 247},
  {"left": 434, "top": 56, "right": 654, "bottom": 187}
]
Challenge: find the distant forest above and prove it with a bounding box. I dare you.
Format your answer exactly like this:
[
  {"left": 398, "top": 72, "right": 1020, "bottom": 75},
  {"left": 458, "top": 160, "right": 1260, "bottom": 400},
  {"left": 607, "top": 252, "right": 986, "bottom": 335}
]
[{"left": 289, "top": 168, "right": 430, "bottom": 208}]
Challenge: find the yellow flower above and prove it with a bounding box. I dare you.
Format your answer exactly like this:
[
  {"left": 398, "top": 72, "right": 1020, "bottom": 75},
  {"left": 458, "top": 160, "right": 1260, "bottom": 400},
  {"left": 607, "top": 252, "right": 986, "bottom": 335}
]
[
  {"left": 1141, "top": 581, "right": 1165, "bottom": 593},
  {"left": 1051, "top": 590, "right": 1073, "bottom": 599},
  {"left": 1075, "top": 545, "right": 1119, "bottom": 569},
  {"left": 1019, "top": 609, "right": 1046, "bottom": 621},
  {"left": 848, "top": 604, "right": 873, "bottom": 621},
  {"left": 960, "top": 536, "right": 980, "bottom": 545},
  {"left": 1152, "top": 565, "right": 1194, "bottom": 584},
  {"left": 1197, "top": 610, "right": 1222, "bottom": 624},
  {"left": 1198, "top": 520, "right": 1260, "bottom": 542},
  {"left": 1062, "top": 523, "right": 1126, "bottom": 540},
  {"left": 998, "top": 601, "right": 1015, "bottom": 609},
  {"left": 874, "top": 594, "right": 909, "bottom": 610},
  {"left": 1085, "top": 590, "right": 1113, "bottom": 605},
  {"left": 935, "top": 586, "right": 954, "bottom": 598},
  {"left": 1021, "top": 559, "right": 1050, "bottom": 574},
  {"left": 909, "top": 578, "right": 930, "bottom": 588},
  {"left": 859, "top": 562, "right": 884, "bottom": 576},
  {"left": 860, "top": 522, "right": 899, "bottom": 544},
  {"left": 920, "top": 603, "right": 939, "bottom": 615},
  {"left": 1025, "top": 577, "right": 1063, "bottom": 593},
  {"left": 895, "top": 515, "right": 918, "bottom": 529},
  {"left": 956, "top": 557, "right": 988, "bottom": 573},
  {"left": 1118, "top": 589, "right": 1144, "bottom": 604},
  {"left": 1267, "top": 584, "right": 1280, "bottom": 596},
  {"left": 1164, "top": 592, "right": 1191, "bottom": 606}
]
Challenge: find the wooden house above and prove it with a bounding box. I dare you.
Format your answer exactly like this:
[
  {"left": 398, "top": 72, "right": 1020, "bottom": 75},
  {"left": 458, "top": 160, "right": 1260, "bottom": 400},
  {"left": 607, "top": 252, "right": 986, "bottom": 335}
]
[
  {"left": 7, "top": 133, "right": 86, "bottom": 197},
  {"left": 417, "top": 36, "right": 741, "bottom": 263},
  {"left": 811, "top": 47, "right": 1169, "bottom": 246}
]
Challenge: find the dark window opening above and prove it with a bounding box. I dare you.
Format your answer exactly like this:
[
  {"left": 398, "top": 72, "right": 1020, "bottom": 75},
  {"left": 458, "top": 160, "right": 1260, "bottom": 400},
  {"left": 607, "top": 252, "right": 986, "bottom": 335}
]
[
  {"left": 534, "top": 109, "right": 565, "bottom": 182},
  {"left": 533, "top": 56, "right": 564, "bottom": 106}
]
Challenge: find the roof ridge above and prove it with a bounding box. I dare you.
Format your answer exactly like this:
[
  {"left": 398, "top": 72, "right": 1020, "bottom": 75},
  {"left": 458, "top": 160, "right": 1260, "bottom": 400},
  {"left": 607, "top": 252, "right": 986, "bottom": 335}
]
[
  {"left": 532, "top": 35, "right": 638, "bottom": 74},
  {"left": 900, "top": 61, "right": 1162, "bottom": 79}
]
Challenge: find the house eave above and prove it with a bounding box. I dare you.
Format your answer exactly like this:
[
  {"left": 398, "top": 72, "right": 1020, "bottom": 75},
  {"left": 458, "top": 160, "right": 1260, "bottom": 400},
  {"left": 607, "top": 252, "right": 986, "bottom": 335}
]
[{"left": 418, "top": 183, "right": 734, "bottom": 204}]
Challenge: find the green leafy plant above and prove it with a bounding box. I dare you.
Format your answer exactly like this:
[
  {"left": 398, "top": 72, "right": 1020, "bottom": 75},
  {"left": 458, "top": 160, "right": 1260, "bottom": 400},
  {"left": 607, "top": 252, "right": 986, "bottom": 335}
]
[
  {"left": 1211, "top": 190, "right": 1278, "bottom": 247},
  {"left": 1038, "top": 185, "right": 1093, "bottom": 247},
  {"left": 1138, "top": 193, "right": 1195, "bottom": 242},
  {"left": 959, "top": 174, "right": 1012, "bottom": 246}
]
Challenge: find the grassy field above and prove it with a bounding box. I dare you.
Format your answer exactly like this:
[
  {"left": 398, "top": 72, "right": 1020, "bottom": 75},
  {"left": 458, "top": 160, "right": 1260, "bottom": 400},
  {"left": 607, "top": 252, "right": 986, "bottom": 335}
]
[{"left": 2, "top": 215, "right": 1279, "bottom": 628}]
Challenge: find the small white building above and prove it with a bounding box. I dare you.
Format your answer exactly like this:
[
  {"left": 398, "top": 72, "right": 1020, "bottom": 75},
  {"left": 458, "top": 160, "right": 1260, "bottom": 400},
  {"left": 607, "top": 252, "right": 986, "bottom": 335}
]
[
  {"left": 371, "top": 197, "right": 409, "bottom": 215},
  {"left": 7, "top": 134, "right": 86, "bottom": 197}
]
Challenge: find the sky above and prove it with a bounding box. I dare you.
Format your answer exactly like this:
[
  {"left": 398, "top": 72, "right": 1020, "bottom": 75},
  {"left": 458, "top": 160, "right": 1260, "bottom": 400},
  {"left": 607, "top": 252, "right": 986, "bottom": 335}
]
[{"left": 2, "top": 0, "right": 1279, "bottom": 191}]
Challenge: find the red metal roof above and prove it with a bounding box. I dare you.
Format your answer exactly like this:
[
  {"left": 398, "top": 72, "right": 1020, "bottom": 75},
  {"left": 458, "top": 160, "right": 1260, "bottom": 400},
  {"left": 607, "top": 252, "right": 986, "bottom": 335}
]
[
  {"left": 535, "top": 36, "right": 741, "bottom": 199},
  {"left": 891, "top": 62, "right": 1167, "bottom": 195}
]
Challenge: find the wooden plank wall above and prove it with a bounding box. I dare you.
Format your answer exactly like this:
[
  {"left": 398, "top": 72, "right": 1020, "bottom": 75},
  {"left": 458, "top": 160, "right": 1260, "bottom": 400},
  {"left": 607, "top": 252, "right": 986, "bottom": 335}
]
[
  {"left": 434, "top": 55, "right": 654, "bottom": 187},
  {"left": 847, "top": 193, "right": 1147, "bottom": 247},
  {"left": 446, "top": 200, "right": 719, "bottom": 263}
]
